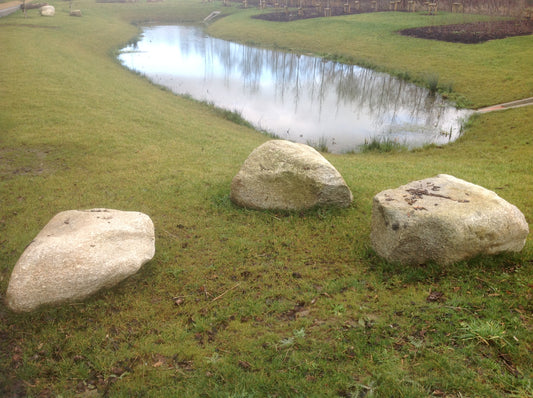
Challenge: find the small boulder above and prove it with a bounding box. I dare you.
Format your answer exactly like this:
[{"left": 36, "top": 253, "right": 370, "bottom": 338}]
[
  {"left": 230, "top": 140, "right": 353, "bottom": 210},
  {"left": 40, "top": 5, "right": 55, "bottom": 16},
  {"left": 6, "top": 209, "right": 155, "bottom": 312},
  {"left": 69, "top": 9, "right": 82, "bottom": 17},
  {"left": 371, "top": 174, "right": 529, "bottom": 265}
]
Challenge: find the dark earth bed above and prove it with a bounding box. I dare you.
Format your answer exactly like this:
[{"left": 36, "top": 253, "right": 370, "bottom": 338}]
[
  {"left": 254, "top": 10, "right": 533, "bottom": 43},
  {"left": 399, "top": 19, "right": 533, "bottom": 43}
]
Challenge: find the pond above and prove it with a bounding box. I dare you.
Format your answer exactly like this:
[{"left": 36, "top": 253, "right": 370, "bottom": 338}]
[{"left": 118, "top": 25, "right": 473, "bottom": 153}]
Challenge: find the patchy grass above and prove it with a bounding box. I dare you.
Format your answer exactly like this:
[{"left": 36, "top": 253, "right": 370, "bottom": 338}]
[{"left": 0, "top": 1, "right": 531, "bottom": 397}]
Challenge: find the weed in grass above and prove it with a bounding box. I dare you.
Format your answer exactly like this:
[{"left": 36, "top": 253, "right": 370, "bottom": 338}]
[
  {"left": 293, "top": 328, "right": 306, "bottom": 339},
  {"left": 331, "top": 303, "right": 346, "bottom": 316},
  {"left": 459, "top": 319, "right": 510, "bottom": 348},
  {"left": 205, "top": 352, "right": 222, "bottom": 364},
  {"left": 278, "top": 336, "right": 295, "bottom": 348},
  {"left": 351, "top": 381, "right": 378, "bottom": 397}
]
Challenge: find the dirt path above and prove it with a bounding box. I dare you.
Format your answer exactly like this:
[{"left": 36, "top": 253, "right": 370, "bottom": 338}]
[
  {"left": 0, "top": 1, "right": 22, "bottom": 9},
  {"left": 476, "top": 97, "right": 533, "bottom": 113},
  {"left": 0, "top": 1, "right": 22, "bottom": 17},
  {"left": 0, "top": 1, "right": 22, "bottom": 10}
]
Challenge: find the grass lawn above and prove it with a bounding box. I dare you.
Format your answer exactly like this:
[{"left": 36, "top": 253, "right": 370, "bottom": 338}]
[{"left": 0, "top": 1, "right": 531, "bottom": 396}]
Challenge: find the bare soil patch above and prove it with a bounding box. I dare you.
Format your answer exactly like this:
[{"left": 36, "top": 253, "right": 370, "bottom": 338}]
[
  {"left": 400, "top": 19, "right": 533, "bottom": 43},
  {"left": 254, "top": 10, "right": 532, "bottom": 44}
]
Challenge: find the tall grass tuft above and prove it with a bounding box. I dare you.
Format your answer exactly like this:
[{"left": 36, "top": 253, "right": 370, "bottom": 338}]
[
  {"left": 359, "top": 137, "right": 407, "bottom": 153},
  {"left": 459, "top": 320, "right": 510, "bottom": 348},
  {"left": 215, "top": 108, "right": 254, "bottom": 128},
  {"left": 306, "top": 136, "right": 330, "bottom": 152},
  {"left": 426, "top": 73, "right": 440, "bottom": 93},
  {"left": 195, "top": 99, "right": 256, "bottom": 128}
]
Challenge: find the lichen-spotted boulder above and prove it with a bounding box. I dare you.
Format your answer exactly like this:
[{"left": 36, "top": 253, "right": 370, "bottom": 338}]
[
  {"left": 371, "top": 174, "right": 529, "bottom": 265},
  {"left": 6, "top": 209, "right": 155, "bottom": 312},
  {"left": 230, "top": 140, "right": 353, "bottom": 210}
]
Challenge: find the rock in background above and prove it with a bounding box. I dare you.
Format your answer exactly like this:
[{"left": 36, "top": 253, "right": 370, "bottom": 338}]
[
  {"left": 371, "top": 174, "right": 529, "bottom": 265},
  {"left": 231, "top": 140, "right": 353, "bottom": 210},
  {"left": 6, "top": 209, "right": 155, "bottom": 312},
  {"left": 39, "top": 5, "right": 54, "bottom": 16}
]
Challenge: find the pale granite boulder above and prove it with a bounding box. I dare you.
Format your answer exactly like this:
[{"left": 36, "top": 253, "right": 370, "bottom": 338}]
[
  {"left": 371, "top": 174, "right": 529, "bottom": 265},
  {"left": 40, "top": 5, "right": 55, "bottom": 16},
  {"left": 6, "top": 209, "right": 155, "bottom": 312},
  {"left": 231, "top": 140, "right": 353, "bottom": 210}
]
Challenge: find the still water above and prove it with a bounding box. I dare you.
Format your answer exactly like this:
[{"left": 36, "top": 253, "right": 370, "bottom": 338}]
[{"left": 119, "top": 25, "right": 473, "bottom": 153}]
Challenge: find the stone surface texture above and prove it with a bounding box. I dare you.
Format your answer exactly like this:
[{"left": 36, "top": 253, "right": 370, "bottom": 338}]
[
  {"left": 40, "top": 5, "right": 54, "bottom": 16},
  {"left": 230, "top": 140, "right": 353, "bottom": 210},
  {"left": 371, "top": 174, "right": 529, "bottom": 265},
  {"left": 6, "top": 209, "right": 155, "bottom": 312}
]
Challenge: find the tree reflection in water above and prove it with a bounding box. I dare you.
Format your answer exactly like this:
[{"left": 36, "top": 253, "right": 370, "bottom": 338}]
[{"left": 119, "top": 25, "right": 472, "bottom": 153}]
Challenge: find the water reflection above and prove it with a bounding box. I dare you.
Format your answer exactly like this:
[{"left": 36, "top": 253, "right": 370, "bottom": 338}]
[{"left": 119, "top": 25, "right": 472, "bottom": 153}]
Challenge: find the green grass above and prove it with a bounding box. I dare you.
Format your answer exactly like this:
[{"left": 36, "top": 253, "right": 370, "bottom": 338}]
[{"left": 0, "top": 1, "right": 532, "bottom": 397}]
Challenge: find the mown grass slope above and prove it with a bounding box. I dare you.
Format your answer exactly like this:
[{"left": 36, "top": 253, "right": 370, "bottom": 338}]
[{"left": 0, "top": 1, "right": 531, "bottom": 396}]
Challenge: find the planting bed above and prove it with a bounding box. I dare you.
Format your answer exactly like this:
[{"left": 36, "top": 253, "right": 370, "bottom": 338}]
[
  {"left": 255, "top": 11, "right": 533, "bottom": 43},
  {"left": 400, "top": 19, "right": 533, "bottom": 43}
]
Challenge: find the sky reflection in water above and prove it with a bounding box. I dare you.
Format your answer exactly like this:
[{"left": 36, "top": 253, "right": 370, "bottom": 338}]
[{"left": 119, "top": 25, "right": 473, "bottom": 153}]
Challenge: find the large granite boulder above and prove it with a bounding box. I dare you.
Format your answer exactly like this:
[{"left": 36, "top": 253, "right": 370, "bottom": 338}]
[
  {"left": 6, "top": 209, "right": 155, "bottom": 312},
  {"left": 40, "top": 5, "right": 55, "bottom": 16},
  {"left": 230, "top": 140, "right": 353, "bottom": 210},
  {"left": 371, "top": 174, "right": 529, "bottom": 265}
]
